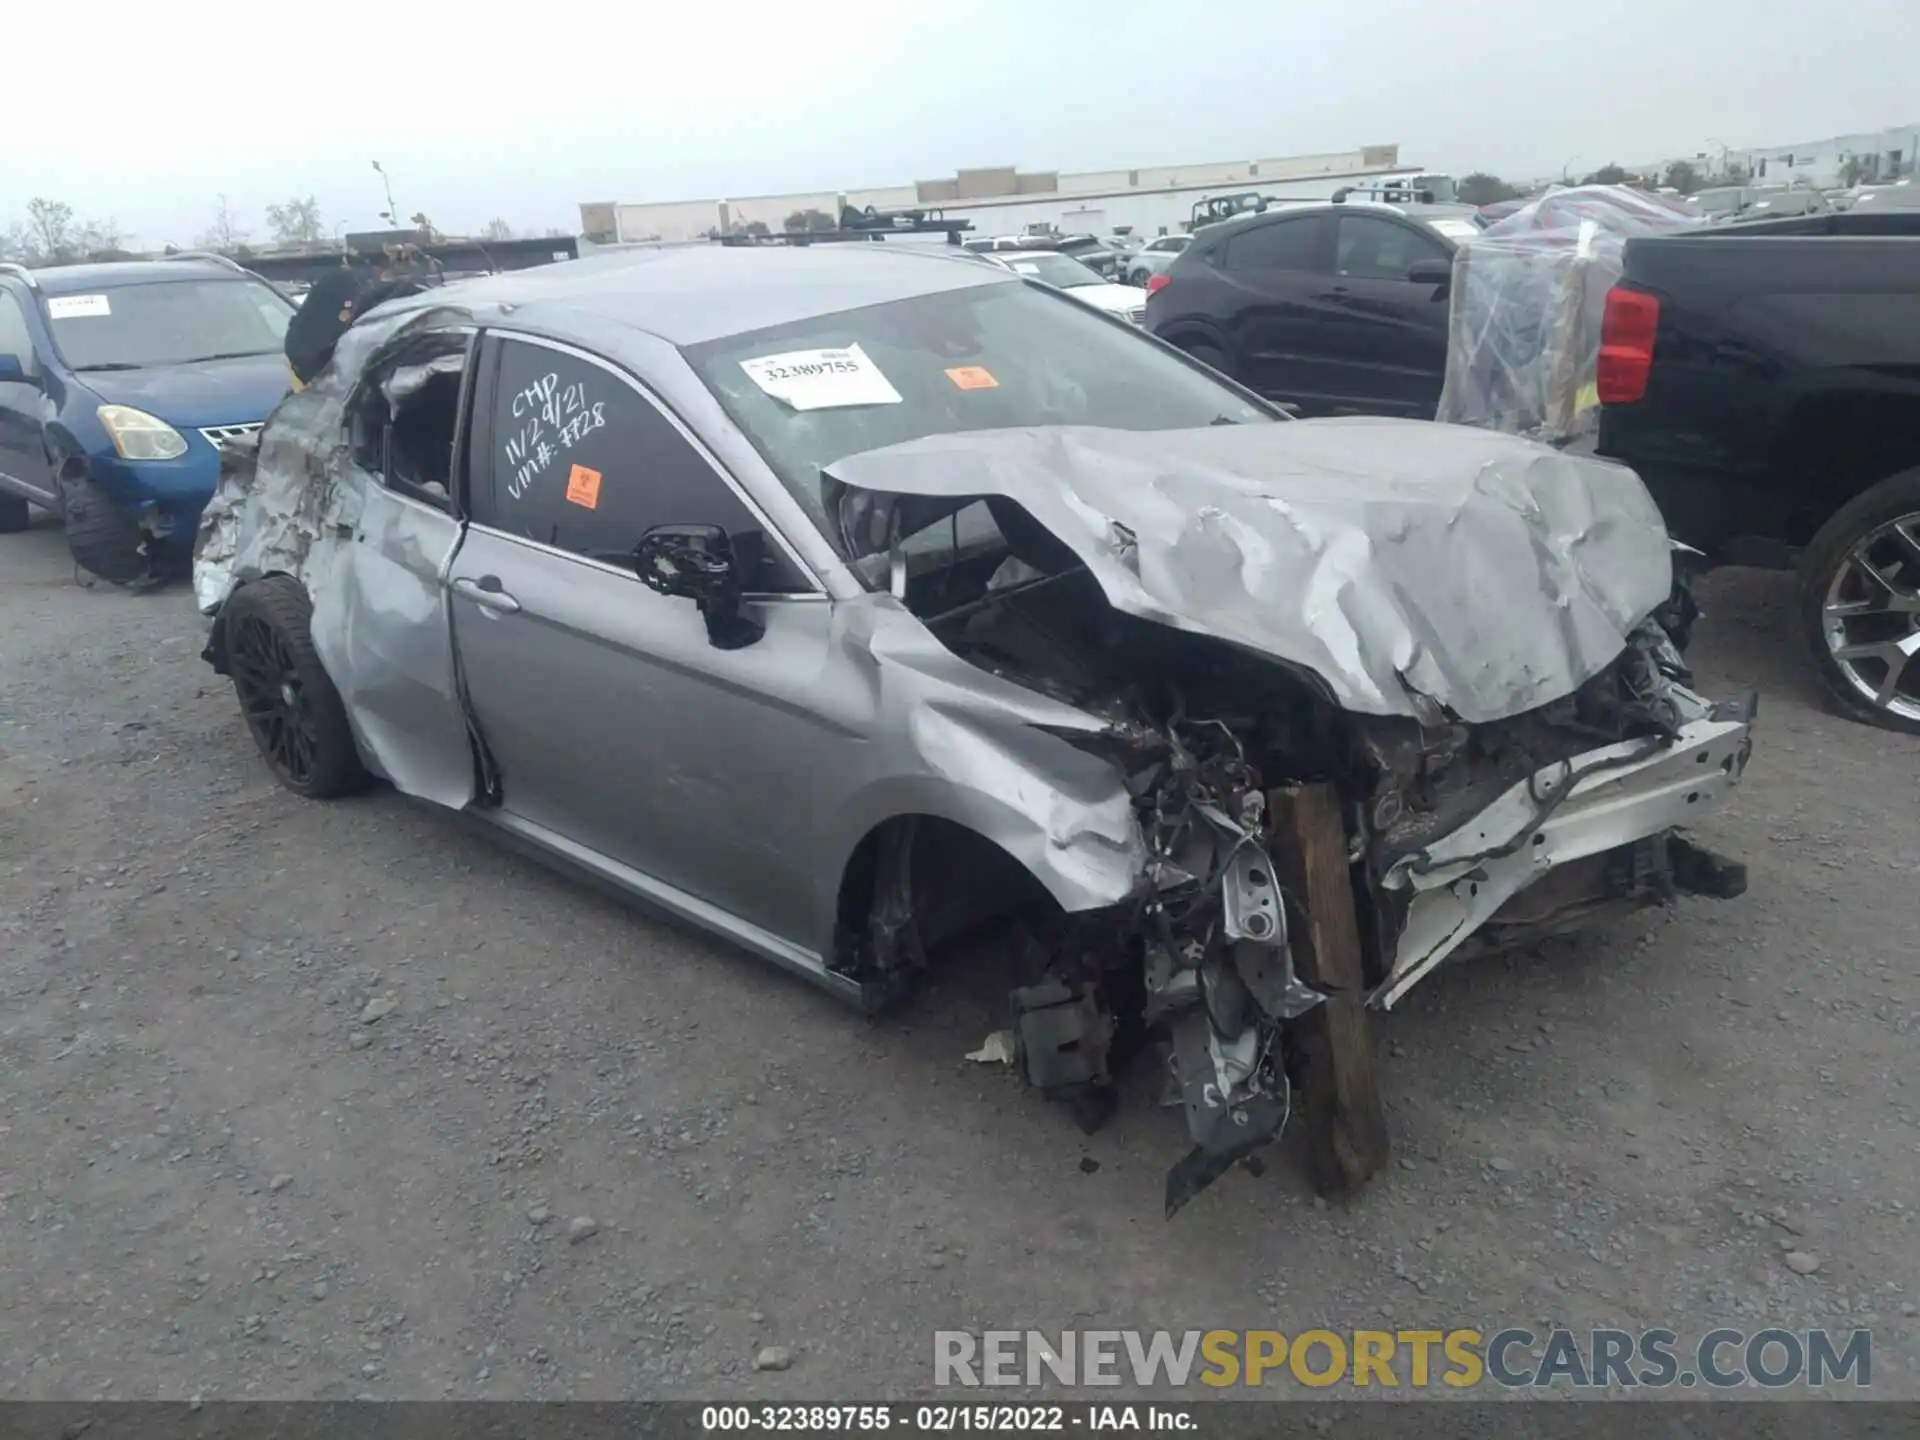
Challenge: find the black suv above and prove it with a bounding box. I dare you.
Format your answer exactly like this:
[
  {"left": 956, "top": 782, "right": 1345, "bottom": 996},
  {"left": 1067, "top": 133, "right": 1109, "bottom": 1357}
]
[{"left": 1144, "top": 202, "right": 1484, "bottom": 418}]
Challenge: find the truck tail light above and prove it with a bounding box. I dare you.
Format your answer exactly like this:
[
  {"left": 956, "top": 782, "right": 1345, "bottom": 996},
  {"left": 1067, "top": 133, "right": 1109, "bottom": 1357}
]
[
  {"left": 1597, "top": 285, "right": 1660, "bottom": 404},
  {"left": 1146, "top": 274, "right": 1171, "bottom": 296}
]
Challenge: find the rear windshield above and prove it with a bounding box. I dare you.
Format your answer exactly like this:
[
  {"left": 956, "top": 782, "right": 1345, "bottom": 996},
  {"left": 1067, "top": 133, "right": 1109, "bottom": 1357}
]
[
  {"left": 682, "top": 279, "right": 1272, "bottom": 529},
  {"left": 999, "top": 253, "right": 1104, "bottom": 288},
  {"left": 45, "top": 278, "right": 294, "bottom": 371}
]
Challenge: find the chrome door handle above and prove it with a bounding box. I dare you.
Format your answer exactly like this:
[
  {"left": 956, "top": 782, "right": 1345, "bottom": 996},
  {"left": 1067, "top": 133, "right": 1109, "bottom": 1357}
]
[{"left": 453, "top": 575, "right": 521, "bottom": 614}]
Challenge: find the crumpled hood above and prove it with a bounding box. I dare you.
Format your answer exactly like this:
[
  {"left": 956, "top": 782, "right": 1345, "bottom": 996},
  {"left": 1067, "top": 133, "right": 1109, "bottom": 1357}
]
[{"left": 824, "top": 417, "right": 1674, "bottom": 723}]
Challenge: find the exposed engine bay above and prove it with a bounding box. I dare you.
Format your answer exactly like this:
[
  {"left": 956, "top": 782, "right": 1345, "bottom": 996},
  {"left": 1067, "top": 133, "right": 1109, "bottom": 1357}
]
[{"left": 824, "top": 458, "right": 1754, "bottom": 1214}]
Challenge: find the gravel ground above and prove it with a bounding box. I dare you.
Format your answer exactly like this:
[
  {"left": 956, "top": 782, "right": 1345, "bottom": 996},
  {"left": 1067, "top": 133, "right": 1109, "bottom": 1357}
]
[{"left": 1, "top": 510, "right": 1916, "bottom": 1403}]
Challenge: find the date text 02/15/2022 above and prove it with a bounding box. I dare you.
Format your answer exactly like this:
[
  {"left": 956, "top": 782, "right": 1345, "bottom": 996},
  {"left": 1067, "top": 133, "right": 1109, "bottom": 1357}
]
[{"left": 700, "top": 1405, "right": 1195, "bottom": 1432}]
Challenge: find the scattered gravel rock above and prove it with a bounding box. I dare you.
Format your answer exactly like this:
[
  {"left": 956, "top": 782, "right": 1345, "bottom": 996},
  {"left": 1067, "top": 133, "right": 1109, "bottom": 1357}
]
[
  {"left": 360, "top": 996, "right": 397, "bottom": 1025},
  {"left": 567, "top": 1216, "right": 598, "bottom": 1244},
  {"left": 754, "top": 1346, "right": 793, "bottom": 1372},
  {"left": 1784, "top": 1251, "right": 1822, "bottom": 1276}
]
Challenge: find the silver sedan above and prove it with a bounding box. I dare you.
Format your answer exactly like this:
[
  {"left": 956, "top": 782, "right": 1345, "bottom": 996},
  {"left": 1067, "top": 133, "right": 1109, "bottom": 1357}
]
[{"left": 196, "top": 245, "right": 1754, "bottom": 1209}]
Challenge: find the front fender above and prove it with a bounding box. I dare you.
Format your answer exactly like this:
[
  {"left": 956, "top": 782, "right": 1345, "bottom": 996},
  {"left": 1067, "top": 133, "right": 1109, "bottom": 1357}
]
[{"left": 810, "top": 601, "right": 1149, "bottom": 948}]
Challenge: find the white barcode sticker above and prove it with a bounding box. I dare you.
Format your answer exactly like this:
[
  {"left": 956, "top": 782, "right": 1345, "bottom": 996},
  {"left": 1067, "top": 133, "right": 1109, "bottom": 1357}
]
[
  {"left": 739, "top": 345, "right": 902, "bottom": 410},
  {"left": 47, "top": 294, "right": 112, "bottom": 319}
]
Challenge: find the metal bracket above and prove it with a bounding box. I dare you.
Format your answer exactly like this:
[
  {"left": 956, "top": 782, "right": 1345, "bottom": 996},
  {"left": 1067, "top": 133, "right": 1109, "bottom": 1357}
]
[{"left": 1220, "top": 844, "right": 1285, "bottom": 945}]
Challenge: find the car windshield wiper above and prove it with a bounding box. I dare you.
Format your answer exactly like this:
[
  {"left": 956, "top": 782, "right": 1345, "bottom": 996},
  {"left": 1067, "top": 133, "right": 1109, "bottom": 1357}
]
[{"left": 72, "top": 362, "right": 144, "bottom": 372}]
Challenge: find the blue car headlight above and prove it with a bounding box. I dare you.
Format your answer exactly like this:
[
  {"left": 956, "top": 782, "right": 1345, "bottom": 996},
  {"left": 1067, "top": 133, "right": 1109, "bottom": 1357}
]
[{"left": 97, "top": 405, "right": 189, "bottom": 462}]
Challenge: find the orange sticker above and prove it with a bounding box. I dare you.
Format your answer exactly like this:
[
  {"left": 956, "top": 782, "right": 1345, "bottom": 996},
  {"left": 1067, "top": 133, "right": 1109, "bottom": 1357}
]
[
  {"left": 945, "top": 365, "right": 999, "bottom": 390},
  {"left": 565, "top": 464, "right": 602, "bottom": 509}
]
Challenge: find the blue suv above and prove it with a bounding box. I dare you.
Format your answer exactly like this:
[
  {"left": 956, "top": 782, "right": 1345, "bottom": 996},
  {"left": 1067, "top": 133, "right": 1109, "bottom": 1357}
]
[{"left": 0, "top": 256, "right": 296, "bottom": 582}]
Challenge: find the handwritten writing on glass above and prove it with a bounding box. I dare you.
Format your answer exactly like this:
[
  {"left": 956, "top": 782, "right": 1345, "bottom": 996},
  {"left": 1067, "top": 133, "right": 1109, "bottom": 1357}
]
[{"left": 502, "top": 370, "right": 608, "bottom": 501}]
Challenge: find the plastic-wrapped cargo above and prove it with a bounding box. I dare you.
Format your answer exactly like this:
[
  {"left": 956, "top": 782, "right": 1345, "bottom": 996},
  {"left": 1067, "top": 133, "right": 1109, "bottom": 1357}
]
[{"left": 1435, "top": 185, "right": 1702, "bottom": 443}]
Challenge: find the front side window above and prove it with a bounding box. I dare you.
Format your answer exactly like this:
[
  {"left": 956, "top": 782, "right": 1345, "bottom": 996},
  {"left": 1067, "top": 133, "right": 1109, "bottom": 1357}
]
[
  {"left": 0, "top": 292, "right": 37, "bottom": 374},
  {"left": 1334, "top": 214, "right": 1447, "bottom": 279},
  {"left": 682, "top": 279, "right": 1273, "bottom": 530},
  {"left": 45, "top": 278, "right": 294, "bottom": 371},
  {"left": 475, "top": 337, "right": 807, "bottom": 592}
]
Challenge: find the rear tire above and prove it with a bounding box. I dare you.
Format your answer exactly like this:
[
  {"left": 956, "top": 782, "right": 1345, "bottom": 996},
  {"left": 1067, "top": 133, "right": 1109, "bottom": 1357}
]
[
  {"left": 1798, "top": 465, "right": 1920, "bottom": 734},
  {"left": 59, "top": 476, "right": 150, "bottom": 583},
  {"left": 0, "top": 492, "right": 29, "bottom": 534},
  {"left": 221, "top": 575, "right": 369, "bottom": 798}
]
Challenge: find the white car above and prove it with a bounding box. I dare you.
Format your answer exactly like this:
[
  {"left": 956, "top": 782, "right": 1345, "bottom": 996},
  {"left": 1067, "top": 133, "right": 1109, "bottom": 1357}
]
[
  {"left": 981, "top": 250, "right": 1145, "bottom": 324},
  {"left": 1124, "top": 233, "right": 1193, "bottom": 286}
]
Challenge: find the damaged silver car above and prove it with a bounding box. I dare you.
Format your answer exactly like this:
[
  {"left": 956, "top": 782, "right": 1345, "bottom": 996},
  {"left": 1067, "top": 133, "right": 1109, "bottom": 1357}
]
[{"left": 195, "top": 246, "right": 1755, "bottom": 1211}]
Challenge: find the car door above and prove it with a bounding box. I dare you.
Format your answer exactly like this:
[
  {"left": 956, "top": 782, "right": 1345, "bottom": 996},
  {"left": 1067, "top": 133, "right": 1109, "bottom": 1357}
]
[
  {"left": 323, "top": 327, "right": 480, "bottom": 809},
  {"left": 1312, "top": 212, "right": 1454, "bottom": 416},
  {"left": 447, "top": 331, "right": 833, "bottom": 943},
  {"left": 1209, "top": 214, "right": 1338, "bottom": 405},
  {"left": 0, "top": 287, "right": 54, "bottom": 504}
]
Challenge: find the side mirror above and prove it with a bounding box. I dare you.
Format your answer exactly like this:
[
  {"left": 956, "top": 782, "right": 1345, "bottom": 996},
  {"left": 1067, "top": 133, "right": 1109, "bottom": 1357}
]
[
  {"left": 0, "top": 354, "right": 34, "bottom": 385},
  {"left": 633, "top": 523, "right": 765, "bottom": 651},
  {"left": 1408, "top": 258, "right": 1453, "bottom": 290}
]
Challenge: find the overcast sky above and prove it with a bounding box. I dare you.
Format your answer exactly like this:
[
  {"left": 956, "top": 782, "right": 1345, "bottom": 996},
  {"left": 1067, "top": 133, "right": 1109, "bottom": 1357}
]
[{"left": 6, "top": 0, "right": 1914, "bottom": 248}]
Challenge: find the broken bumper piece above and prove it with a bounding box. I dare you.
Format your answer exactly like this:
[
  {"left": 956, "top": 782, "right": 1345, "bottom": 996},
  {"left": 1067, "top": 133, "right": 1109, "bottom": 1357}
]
[{"left": 1373, "top": 705, "right": 1756, "bottom": 1009}]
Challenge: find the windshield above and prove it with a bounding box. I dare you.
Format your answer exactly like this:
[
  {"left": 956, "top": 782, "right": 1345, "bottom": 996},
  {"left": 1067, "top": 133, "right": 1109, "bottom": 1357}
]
[
  {"left": 45, "top": 278, "right": 294, "bottom": 370},
  {"left": 1000, "top": 253, "right": 1105, "bottom": 288},
  {"left": 684, "top": 279, "right": 1273, "bottom": 530}
]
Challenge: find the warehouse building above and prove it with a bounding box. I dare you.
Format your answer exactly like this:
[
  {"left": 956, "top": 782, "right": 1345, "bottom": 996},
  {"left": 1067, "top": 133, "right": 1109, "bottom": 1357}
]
[
  {"left": 1739, "top": 124, "right": 1918, "bottom": 188},
  {"left": 581, "top": 144, "right": 1411, "bottom": 245}
]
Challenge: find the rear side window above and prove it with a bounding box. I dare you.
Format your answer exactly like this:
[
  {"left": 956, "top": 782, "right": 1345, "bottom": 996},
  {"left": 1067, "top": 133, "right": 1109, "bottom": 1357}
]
[
  {"left": 1334, "top": 214, "right": 1447, "bottom": 279},
  {"left": 1220, "top": 216, "right": 1328, "bottom": 274}
]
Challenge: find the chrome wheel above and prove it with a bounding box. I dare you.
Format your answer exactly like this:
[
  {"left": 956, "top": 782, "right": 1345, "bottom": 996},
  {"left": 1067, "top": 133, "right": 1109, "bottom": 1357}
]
[{"left": 1821, "top": 509, "right": 1920, "bottom": 723}]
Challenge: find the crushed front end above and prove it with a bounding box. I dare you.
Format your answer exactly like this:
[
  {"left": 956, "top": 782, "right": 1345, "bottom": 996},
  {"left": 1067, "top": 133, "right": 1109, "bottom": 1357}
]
[
  {"left": 941, "top": 583, "right": 1751, "bottom": 1212},
  {"left": 821, "top": 421, "right": 1757, "bottom": 1212}
]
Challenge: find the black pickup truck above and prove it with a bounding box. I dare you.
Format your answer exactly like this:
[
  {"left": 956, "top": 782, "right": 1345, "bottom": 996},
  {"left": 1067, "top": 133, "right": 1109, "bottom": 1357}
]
[{"left": 1597, "top": 215, "right": 1920, "bottom": 733}]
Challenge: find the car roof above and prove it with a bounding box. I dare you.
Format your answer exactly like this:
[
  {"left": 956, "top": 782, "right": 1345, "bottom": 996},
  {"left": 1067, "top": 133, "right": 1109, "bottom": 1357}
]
[
  {"left": 405, "top": 244, "right": 1017, "bottom": 347},
  {"left": 25, "top": 259, "right": 249, "bottom": 293},
  {"left": 1200, "top": 202, "right": 1482, "bottom": 238}
]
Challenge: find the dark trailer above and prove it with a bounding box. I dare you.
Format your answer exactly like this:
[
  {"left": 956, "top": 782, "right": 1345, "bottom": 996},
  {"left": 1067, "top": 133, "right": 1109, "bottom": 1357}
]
[{"left": 243, "top": 234, "right": 580, "bottom": 290}]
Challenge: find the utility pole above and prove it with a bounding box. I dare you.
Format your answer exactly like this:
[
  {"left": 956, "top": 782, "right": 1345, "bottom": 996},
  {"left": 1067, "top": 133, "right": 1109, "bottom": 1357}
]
[{"left": 371, "top": 160, "right": 400, "bottom": 226}]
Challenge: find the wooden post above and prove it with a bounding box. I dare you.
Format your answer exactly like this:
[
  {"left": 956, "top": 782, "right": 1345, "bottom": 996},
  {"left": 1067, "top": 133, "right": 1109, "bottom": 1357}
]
[{"left": 1268, "top": 782, "right": 1390, "bottom": 1195}]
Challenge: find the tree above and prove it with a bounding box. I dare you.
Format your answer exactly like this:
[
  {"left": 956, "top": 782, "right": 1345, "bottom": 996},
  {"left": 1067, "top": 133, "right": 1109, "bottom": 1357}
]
[
  {"left": 75, "top": 217, "right": 129, "bottom": 258},
  {"left": 1837, "top": 154, "right": 1871, "bottom": 188},
  {"left": 743, "top": 220, "right": 770, "bottom": 237},
  {"left": 480, "top": 218, "right": 515, "bottom": 241},
  {"left": 1662, "top": 160, "right": 1703, "bottom": 195},
  {"left": 265, "top": 195, "right": 326, "bottom": 248},
  {"left": 1580, "top": 163, "right": 1630, "bottom": 186},
  {"left": 1456, "top": 172, "right": 1519, "bottom": 206},
  {"left": 199, "top": 195, "right": 248, "bottom": 252},
  {"left": 24, "top": 197, "right": 76, "bottom": 260},
  {"left": 783, "top": 207, "right": 836, "bottom": 232}
]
